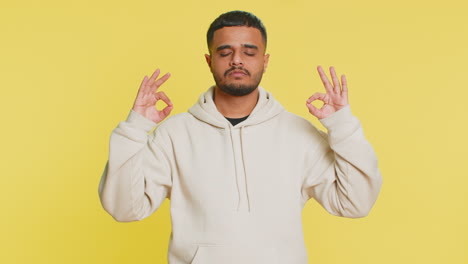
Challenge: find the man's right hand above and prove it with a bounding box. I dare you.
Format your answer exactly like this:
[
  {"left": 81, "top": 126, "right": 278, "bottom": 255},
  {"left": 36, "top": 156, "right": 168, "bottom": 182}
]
[{"left": 132, "top": 69, "right": 173, "bottom": 123}]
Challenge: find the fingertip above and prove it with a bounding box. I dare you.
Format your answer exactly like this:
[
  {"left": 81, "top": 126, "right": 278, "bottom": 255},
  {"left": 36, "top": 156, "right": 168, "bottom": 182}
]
[
  {"left": 141, "top": 75, "right": 148, "bottom": 85},
  {"left": 317, "top": 65, "right": 326, "bottom": 74},
  {"left": 165, "top": 107, "right": 172, "bottom": 112}
]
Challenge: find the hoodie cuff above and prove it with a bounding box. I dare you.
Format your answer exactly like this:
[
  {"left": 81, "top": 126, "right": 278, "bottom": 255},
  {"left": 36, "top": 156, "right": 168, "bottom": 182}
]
[
  {"left": 126, "top": 110, "right": 158, "bottom": 133},
  {"left": 319, "top": 105, "right": 360, "bottom": 144}
]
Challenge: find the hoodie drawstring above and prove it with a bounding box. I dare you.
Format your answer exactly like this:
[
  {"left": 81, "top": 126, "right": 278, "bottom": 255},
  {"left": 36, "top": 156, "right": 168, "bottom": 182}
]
[
  {"left": 188, "top": 86, "right": 283, "bottom": 213},
  {"left": 228, "top": 125, "right": 252, "bottom": 212},
  {"left": 240, "top": 126, "right": 251, "bottom": 212},
  {"left": 228, "top": 126, "right": 242, "bottom": 211}
]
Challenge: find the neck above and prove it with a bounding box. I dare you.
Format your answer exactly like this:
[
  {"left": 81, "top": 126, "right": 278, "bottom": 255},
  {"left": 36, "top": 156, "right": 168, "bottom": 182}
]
[{"left": 213, "top": 86, "right": 259, "bottom": 118}]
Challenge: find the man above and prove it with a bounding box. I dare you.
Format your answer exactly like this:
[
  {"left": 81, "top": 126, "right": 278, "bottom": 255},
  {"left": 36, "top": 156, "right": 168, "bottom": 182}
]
[{"left": 98, "top": 10, "right": 382, "bottom": 264}]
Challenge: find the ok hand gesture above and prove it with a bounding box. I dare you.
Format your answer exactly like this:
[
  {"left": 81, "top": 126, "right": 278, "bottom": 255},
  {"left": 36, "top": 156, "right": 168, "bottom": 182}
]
[
  {"left": 306, "top": 66, "right": 349, "bottom": 119},
  {"left": 132, "top": 69, "right": 173, "bottom": 123}
]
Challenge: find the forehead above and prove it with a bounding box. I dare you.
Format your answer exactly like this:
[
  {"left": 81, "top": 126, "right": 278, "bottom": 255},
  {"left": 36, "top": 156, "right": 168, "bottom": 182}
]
[{"left": 211, "top": 26, "right": 264, "bottom": 50}]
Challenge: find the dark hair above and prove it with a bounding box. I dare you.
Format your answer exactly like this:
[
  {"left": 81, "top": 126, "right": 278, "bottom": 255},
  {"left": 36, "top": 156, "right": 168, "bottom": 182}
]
[{"left": 206, "top": 10, "right": 267, "bottom": 52}]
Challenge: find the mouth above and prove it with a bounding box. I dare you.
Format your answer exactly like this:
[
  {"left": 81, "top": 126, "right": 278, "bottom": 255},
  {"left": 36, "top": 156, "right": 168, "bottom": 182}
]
[
  {"left": 225, "top": 69, "right": 249, "bottom": 78},
  {"left": 229, "top": 71, "right": 248, "bottom": 77}
]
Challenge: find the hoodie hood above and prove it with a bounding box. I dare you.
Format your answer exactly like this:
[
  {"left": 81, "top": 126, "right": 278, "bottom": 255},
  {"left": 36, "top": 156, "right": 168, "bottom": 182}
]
[{"left": 188, "top": 86, "right": 285, "bottom": 128}]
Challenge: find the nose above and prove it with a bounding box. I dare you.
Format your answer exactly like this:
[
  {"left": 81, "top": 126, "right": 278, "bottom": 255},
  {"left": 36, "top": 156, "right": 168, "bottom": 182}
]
[{"left": 229, "top": 51, "right": 243, "bottom": 67}]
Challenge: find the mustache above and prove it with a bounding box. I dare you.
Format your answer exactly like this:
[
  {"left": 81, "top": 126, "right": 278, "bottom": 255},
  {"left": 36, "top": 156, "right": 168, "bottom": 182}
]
[{"left": 224, "top": 67, "right": 250, "bottom": 77}]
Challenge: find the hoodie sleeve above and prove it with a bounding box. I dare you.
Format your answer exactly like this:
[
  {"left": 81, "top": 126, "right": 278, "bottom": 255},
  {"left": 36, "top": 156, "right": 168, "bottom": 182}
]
[
  {"left": 98, "top": 110, "right": 172, "bottom": 222},
  {"left": 301, "top": 105, "right": 382, "bottom": 218}
]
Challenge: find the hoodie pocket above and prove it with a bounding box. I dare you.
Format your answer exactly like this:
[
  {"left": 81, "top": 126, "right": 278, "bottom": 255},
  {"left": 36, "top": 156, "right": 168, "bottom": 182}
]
[{"left": 190, "top": 244, "right": 278, "bottom": 264}]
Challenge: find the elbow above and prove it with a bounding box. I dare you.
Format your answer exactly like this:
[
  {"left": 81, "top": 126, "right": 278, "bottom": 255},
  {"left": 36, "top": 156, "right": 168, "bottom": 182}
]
[
  {"left": 98, "top": 191, "right": 142, "bottom": 223},
  {"left": 337, "top": 179, "right": 383, "bottom": 219},
  {"left": 335, "top": 202, "right": 373, "bottom": 219},
  {"left": 342, "top": 205, "right": 372, "bottom": 219},
  {"left": 111, "top": 213, "right": 140, "bottom": 223},
  {"left": 100, "top": 200, "right": 142, "bottom": 223},
  {"left": 348, "top": 170, "right": 383, "bottom": 218},
  {"left": 97, "top": 165, "right": 143, "bottom": 222}
]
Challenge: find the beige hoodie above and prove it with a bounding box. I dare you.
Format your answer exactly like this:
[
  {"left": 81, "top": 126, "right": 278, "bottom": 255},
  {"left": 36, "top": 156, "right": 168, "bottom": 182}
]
[{"left": 98, "top": 86, "right": 382, "bottom": 264}]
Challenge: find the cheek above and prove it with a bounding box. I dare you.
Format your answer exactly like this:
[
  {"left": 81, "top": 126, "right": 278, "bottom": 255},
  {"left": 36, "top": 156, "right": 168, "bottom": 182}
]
[
  {"left": 211, "top": 59, "right": 226, "bottom": 71},
  {"left": 211, "top": 64, "right": 227, "bottom": 78},
  {"left": 251, "top": 59, "right": 265, "bottom": 71}
]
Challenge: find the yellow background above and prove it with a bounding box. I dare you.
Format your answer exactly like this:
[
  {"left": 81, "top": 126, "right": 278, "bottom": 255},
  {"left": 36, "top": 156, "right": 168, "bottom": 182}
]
[{"left": 1, "top": 0, "right": 467, "bottom": 263}]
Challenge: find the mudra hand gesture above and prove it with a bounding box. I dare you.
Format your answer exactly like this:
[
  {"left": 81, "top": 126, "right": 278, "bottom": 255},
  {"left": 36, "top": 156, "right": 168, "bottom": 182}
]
[
  {"left": 306, "top": 66, "right": 349, "bottom": 119},
  {"left": 132, "top": 69, "right": 173, "bottom": 123}
]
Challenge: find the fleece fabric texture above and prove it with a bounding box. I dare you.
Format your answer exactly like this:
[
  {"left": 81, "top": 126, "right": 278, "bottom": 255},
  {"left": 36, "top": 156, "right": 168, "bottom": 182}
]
[{"left": 98, "top": 86, "right": 382, "bottom": 264}]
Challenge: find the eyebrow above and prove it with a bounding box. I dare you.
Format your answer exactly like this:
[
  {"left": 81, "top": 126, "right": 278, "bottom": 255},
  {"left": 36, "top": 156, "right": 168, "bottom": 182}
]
[
  {"left": 216, "top": 44, "right": 259, "bottom": 51},
  {"left": 243, "top": 44, "right": 258, "bottom": 50}
]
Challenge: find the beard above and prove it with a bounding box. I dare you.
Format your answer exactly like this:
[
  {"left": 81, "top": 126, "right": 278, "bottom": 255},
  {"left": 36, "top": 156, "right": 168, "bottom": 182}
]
[
  {"left": 218, "top": 83, "right": 258, "bottom": 96},
  {"left": 213, "top": 66, "right": 264, "bottom": 96}
]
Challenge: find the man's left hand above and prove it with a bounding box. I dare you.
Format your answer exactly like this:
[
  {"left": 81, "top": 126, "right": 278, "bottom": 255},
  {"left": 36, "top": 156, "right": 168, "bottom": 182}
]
[{"left": 306, "top": 66, "right": 349, "bottom": 119}]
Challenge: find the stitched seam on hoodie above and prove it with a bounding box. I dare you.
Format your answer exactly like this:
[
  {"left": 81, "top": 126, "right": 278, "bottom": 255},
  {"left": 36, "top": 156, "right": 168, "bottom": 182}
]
[
  {"left": 344, "top": 158, "right": 351, "bottom": 214},
  {"left": 240, "top": 127, "right": 251, "bottom": 212},
  {"left": 129, "top": 157, "right": 139, "bottom": 220},
  {"left": 229, "top": 127, "right": 241, "bottom": 211},
  {"left": 300, "top": 138, "right": 328, "bottom": 204},
  {"left": 333, "top": 152, "right": 352, "bottom": 216},
  {"left": 149, "top": 131, "right": 172, "bottom": 182}
]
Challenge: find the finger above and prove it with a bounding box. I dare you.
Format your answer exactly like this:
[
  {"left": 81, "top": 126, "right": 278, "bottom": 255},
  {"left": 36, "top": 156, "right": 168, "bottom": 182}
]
[
  {"left": 148, "top": 69, "right": 161, "bottom": 87},
  {"left": 317, "top": 65, "right": 333, "bottom": 92},
  {"left": 138, "top": 75, "right": 149, "bottom": 93},
  {"left": 155, "top": 91, "right": 173, "bottom": 107},
  {"left": 159, "top": 105, "right": 174, "bottom": 120},
  {"left": 329, "top": 66, "right": 341, "bottom": 93},
  {"left": 151, "top": 72, "right": 171, "bottom": 93},
  {"left": 341, "top": 74, "right": 348, "bottom": 95},
  {"left": 306, "top": 92, "right": 326, "bottom": 104},
  {"left": 306, "top": 102, "right": 321, "bottom": 117}
]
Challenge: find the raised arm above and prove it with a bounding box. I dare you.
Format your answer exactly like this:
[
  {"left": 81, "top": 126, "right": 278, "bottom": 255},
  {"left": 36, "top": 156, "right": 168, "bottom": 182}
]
[
  {"left": 98, "top": 69, "right": 174, "bottom": 222},
  {"left": 302, "top": 66, "right": 382, "bottom": 218}
]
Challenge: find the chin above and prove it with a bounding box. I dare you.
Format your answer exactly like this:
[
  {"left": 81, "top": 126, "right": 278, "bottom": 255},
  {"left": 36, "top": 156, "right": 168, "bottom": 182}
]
[{"left": 218, "top": 83, "right": 258, "bottom": 96}]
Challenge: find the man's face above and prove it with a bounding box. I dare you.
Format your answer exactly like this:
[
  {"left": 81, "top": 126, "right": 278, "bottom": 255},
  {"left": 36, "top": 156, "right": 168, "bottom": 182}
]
[{"left": 205, "top": 26, "right": 270, "bottom": 96}]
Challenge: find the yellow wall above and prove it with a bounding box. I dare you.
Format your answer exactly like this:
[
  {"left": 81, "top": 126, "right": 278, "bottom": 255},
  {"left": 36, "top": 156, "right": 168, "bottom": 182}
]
[{"left": 1, "top": 0, "right": 467, "bottom": 263}]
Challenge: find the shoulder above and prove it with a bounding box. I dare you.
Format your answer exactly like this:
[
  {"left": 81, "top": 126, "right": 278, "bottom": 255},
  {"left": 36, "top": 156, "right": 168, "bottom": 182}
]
[
  {"left": 150, "top": 112, "right": 194, "bottom": 137},
  {"left": 278, "top": 111, "right": 312, "bottom": 127},
  {"left": 159, "top": 112, "right": 193, "bottom": 126},
  {"left": 277, "top": 111, "right": 317, "bottom": 131},
  {"left": 276, "top": 111, "right": 328, "bottom": 143}
]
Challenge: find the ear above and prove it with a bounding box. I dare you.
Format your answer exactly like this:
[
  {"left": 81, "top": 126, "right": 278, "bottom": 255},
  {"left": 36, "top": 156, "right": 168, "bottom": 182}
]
[
  {"left": 263, "top": 53, "right": 270, "bottom": 73},
  {"left": 205, "top": 53, "right": 212, "bottom": 68}
]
